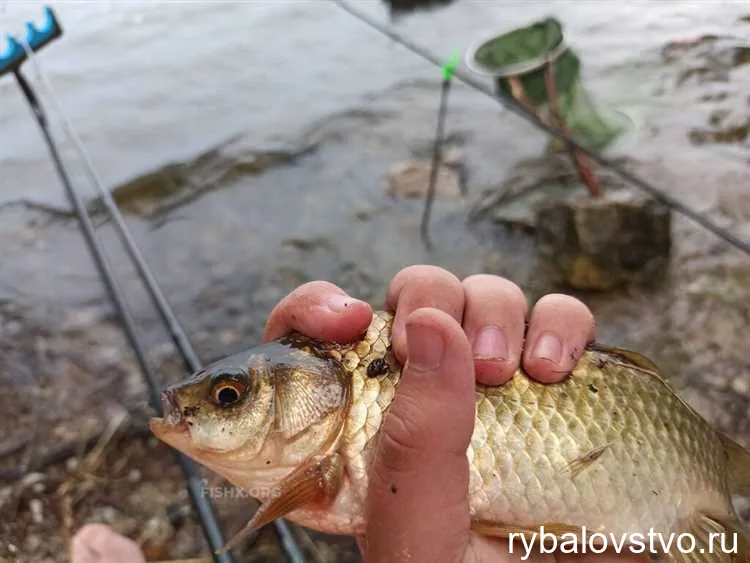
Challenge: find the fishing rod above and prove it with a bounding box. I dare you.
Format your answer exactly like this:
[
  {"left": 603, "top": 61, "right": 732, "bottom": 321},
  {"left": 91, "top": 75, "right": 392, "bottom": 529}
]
[
  {"left": 332, "top": 0, "right": 750, "bottom": 259},
  {"left": 2, "top": 7, "right": 305, "bottom": 563},
  {"left": 2, "top": 10, "right": 232, "bottom": 562},
  {"left": 11, "top": 69, "right": 235, "bottom": 563}
]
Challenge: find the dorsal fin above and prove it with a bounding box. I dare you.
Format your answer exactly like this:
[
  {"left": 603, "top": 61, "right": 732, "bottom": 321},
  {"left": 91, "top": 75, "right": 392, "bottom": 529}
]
[{"left": 588, "top": 343, "right": 661, "bottom": 374}]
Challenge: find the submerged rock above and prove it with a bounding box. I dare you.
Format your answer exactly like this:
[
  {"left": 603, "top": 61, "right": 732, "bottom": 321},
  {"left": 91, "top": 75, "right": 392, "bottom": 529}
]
[
  {"left": 535, "top": 189, "right": 672, "bottom": 291},
  {"left": 718, "top": 185, "right": 750, "bottom": 221},
  {"left": 387, "top": 158, "right": 465, "bottom": 200},
  {"left": 689, "top": 108, "right": 750, "bottom": 145},
  {"left": 105, "top": 136, "right": 316, "bottom": 218}
]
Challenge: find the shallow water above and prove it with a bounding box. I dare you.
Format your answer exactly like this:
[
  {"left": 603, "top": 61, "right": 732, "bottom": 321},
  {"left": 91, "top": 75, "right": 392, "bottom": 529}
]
[
  {"left": 1, "top": 0, "right": 749, "bottom": 347},
  {"left": 1, "top": 0, "right": 748, "bottom": 207},
  {"left": 4, "top": 5, "right": 750, "bottom": 560}
]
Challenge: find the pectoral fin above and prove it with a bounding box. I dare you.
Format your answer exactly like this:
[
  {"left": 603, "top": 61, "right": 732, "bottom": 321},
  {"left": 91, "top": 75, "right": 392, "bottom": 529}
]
[{"left": 218, "top": 454, "right": 342, "bottom": 554}]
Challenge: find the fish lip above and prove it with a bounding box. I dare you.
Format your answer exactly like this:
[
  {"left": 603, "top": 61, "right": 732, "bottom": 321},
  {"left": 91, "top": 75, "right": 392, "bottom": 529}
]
[{"left": 160, "top": 388, "right": 183, "bottom": 425}]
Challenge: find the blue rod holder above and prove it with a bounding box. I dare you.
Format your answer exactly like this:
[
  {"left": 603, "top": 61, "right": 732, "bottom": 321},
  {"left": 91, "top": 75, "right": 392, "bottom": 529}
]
[{"left": 0, "top": 6, "right": 63, "bottom": 78}]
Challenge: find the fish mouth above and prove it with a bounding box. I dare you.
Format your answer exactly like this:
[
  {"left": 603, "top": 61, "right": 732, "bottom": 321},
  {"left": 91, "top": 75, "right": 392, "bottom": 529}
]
[{"left": 149, "top": 388, "right": 189, "bottom": 437}]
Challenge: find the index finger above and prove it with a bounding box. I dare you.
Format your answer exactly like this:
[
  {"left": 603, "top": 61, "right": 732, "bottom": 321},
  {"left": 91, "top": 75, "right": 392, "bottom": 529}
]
[{"left": 263, "top": 281, "right": 373, "bottom": 343}]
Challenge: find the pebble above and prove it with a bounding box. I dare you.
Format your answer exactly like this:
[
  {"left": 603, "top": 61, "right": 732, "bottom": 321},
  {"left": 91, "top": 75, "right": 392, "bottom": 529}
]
[
  {"left": 24, "top": 534, "right": 41, "bottom": 551},
  {"left": 29, "top": 498, "right": 43, "bottom": 524},
  {"left": 128, "top": 469, "right": 142, "bottom": 483},
  {"left": 141, "top": 515, "right": 174, "bottom": 546},
  {"left": 19, "top": 472, "right": 45, "bottom": 490},
  {"left": 92, "top": 345, "right": 123, "bottom": 366},
  {"left": 718, "top": 185, "right": 750, "bottom": 221},
  {"left": 0, "top": 487, "right": 12, "bottom": 508},
  {"left": 731, "top": 376, "right": 750, "bottom": 395},
  {"left": 3, "top": 320, "right": 22, "bottom": 336},
  {"left": 60, "top": 306, "right": 106, "bottom": 333},
  {"left": 89, "top": 505, "right": 119, "bottom": 524}
]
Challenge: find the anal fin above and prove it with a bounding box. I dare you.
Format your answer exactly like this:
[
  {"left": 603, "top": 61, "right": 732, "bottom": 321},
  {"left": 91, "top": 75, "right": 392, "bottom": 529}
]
[
  {"left": 471, "top": 519, "right": 599, "bottom": 544},
  {"left": 218, "top": 454, "right": 342, "bottom": 554},
  {"left": 665, "top": 512, "right": 750, "bottom": 563}
]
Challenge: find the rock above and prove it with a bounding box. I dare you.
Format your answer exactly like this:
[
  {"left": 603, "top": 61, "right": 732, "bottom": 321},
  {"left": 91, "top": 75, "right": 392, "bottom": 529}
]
[
  {"left": 86, "top": 505, "right": 138, "bottom": 536},
  {"left": 29, "top": 498, "right": 43, "bottom": 524},
  {"left": 535, "top": 189, "right": 672, "bottom": 291},
  {"left": 718, "top": 185, "right": 750, "bottom": 221},
  {"left": 24, "top": 534, "right": 42, "bottom": 552},
  {"left": 107, "top": 137, "right": 312, "bottom": 217},
  {"left": 19, "top": 472, "right": 46, "bottom": 490},
  {"left": 140, "top": 515, "right": 175, "bottom": 559},
  {"left": 60, "top": 306, "right": 108, "bottom": 333},
  {"left": 387, "top": 159, "right": 464, "bottom": 200},
  {"left": 689, "top": 114, "right": 750, "bottom": 145}
]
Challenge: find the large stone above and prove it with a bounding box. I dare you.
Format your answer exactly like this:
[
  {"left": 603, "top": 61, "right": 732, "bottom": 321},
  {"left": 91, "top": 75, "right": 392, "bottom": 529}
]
[{"left": 535, "top": 189, "right": 672, "bottom": 291}]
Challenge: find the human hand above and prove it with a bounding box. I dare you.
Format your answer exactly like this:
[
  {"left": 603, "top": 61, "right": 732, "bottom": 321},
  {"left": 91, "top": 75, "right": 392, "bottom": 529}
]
[
  {"left": 71, "top": 523, "right": 146, "bottom": 563},
  {"left": 266, "top": 265, "right": 646, "bottom": 563},
  {"left": 264, "top": 264, "right": 595, "bottom": 384}
]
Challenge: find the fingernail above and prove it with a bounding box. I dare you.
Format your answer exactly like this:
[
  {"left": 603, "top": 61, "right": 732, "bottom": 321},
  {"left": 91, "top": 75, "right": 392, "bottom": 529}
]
[
  {"left": 405, "top": 322, "right": 444, "bottom": 372},
  {"left": 530, "top": 331, "right": 563, "bottom": 363},
  {"left": 472, "top": 325, "right": 508, "bottom": 360},
  {"left": 327, "top": 294, "right": 356, "bottom": 313}
]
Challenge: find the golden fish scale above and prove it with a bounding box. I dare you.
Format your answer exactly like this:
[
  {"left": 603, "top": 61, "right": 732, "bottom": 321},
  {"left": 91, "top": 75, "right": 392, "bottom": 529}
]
[
  {"left": 333, "top": 311, "right": 400, "bottom": 489},
  {"left": 335, "top": 311, "right": 732, "bottom": 537},
  {"left": 468, "top": 354, "right": 729, "bottom": 537}
]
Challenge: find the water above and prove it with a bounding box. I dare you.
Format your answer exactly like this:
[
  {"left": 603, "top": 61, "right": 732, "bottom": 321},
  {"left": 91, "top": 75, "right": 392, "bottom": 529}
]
[
  {"left": 1, "top": 0, "right": 748, "bottom": 209},
  {"left": 3, "top": 8, "right": 750, "bottom": 559},
  {"left": 1, "top": 0, "right": 749, "bottom": 359}
]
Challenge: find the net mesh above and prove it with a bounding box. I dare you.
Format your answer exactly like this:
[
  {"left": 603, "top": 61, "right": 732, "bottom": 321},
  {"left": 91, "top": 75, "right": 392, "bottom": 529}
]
[{"left": 471, "top": 17, "right": 625, "bottom": 151}]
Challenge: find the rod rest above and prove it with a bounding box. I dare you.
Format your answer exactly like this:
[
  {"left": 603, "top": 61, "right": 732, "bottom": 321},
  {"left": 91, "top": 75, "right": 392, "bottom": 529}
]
[{"left": 0, "top": 6, "right": 63, "bottom": 78}]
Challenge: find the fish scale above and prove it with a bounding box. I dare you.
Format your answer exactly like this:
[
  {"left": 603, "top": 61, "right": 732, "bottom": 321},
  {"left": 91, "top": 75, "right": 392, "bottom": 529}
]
[
  {"left": 151, "top": 309, "right": 750, "bottom": 562},
  {"left": 466, "top": 358, "right": 725, "bottom": 536},
  {"left": 325, "top": 312, "right": 740, "bottom": 541}
]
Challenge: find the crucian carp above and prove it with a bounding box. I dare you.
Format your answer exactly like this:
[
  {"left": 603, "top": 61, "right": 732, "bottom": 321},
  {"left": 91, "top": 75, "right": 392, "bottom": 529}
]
[{"left": 150, "top": 310, "right": 750, "bottom": 561}]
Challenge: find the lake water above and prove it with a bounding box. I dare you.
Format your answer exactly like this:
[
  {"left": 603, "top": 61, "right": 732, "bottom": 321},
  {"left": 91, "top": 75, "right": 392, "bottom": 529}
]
[{"left": 1, "top": 0, "right": 748, "bottom": 209}]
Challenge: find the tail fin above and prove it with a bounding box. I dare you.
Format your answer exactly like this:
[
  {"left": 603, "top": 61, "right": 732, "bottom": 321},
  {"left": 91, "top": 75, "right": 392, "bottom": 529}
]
[{"left": 720, "top": 433, "right": 750, "bottom": 497}]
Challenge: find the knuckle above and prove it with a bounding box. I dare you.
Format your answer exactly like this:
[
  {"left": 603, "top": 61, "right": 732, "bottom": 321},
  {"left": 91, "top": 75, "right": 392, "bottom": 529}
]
[
  {"left": 264, "top": 281, "right": 344, "bottom": 340},
  {"left": 390, "top": 265, "right": 461, "bottom": 298},
  {"left": 291, "top": 280, "right": 341, "bottom": 301},
  {"left": 536, "top": 293, "right": 594, "bottom": 323},
  {"left": 283, "top": 281, "right": 341, "bottom": 311},
  {"left": 462, "top": 274, "right": 528, "bottom": 314}
]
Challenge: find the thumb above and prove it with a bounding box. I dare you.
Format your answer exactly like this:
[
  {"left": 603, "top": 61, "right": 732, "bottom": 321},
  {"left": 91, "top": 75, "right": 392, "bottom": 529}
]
[{"left": 365, "top": 308, "right": 475, "bottom": 563}]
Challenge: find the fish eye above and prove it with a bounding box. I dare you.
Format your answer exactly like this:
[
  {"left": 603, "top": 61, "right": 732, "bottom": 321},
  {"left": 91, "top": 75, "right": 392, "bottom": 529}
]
[{"left": 211, "top": 377, "right": 246, "bottom": 408}]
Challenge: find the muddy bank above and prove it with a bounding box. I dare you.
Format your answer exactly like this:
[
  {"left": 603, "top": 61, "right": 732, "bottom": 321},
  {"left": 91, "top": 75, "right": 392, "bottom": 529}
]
[{"left": 3, "top": 28, "right": 750, "bottom": 562}]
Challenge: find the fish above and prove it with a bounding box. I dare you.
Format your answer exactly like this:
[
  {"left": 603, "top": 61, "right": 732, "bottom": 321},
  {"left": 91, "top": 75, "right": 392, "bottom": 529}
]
[{"left": 150, "top": 310, "right": 750, "bottom": 561}]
